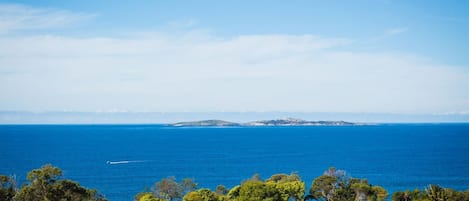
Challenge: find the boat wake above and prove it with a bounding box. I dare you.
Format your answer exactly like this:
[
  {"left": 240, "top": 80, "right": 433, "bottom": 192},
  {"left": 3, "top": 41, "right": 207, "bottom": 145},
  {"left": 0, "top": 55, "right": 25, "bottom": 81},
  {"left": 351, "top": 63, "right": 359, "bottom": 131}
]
[{"left": 106, "top": 160, "right": 146, "bottom": 165}]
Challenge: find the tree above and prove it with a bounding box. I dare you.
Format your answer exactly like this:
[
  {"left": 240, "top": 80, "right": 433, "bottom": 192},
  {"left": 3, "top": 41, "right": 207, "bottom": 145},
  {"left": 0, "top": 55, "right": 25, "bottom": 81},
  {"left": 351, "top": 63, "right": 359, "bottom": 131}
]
[
  {"left": 308, "top": 167, "right": 354, "bottom": 201},
  {"left": 371, "top": 186, "right": 388, "bottom": 201},
  {"left": 0, "top": 175, "right": 16, "bottom": 201},
  {"left": 183, "top": 191, "right": 203, "bottom": 201},
  {"left": 228, "top": 172, "right": 306, "bottom": 201},
  {"left": 426, "top": 185, "right": 448, "bottom": 201},
  {"left": 137, "top": 192, "right": 167, "bottom": 201},
  {"left": 392, "top": 189, "right": 431, "bottom": 201},
  {"left": 333, "top": 177, "right": 359, "bottom": 201},
  {"left": 308, "top": 175, "right": 338, "bottom": 201},
  {"left": 227, "top": 185, "right": 241, "bottom": 200},
  {"left": 15, "top": 164, "right": 63, "bottom": 201},
  {"left": 49, "top": 180, "right": 107, "bottom": 201},
  {"left": 152, "top": 177, "right": 198, "bottom": 201},
  {"left": 308, "top": 168, "right": 387, "bottom": 201},
  {"left": 266, "top": 173, "right": 305, "bottom": 201},
  {"left": 153, "top": 177, "right": 183, "bottom": 201},
  {"left": 445, "top": 188, "right": 469, "bottom": 201},
  {"left": 14, "top": 164, "right": 107, "bottom": 201},
  {"left": 350, "top": 180, "right": 371, "bottom": 201},
  {"left": 392, "top": 191, "right": 411, "bottom": 201},
  {"left": 181, "top": 178, "right": 198, "bottom": 195},
  {"left": 215, "top": 185, "right": 228, "bottom": 195},
  {"left": 274, "top": 180, "right": 306, "bottom": 201},
  {"left": 236, "top": 180, "right": 282, "bottom": 201},
  {"left": 266, "top": 172, "right": 301, "bottom": 183},
  {"left": 266, "top": 174, "right": 290, "bottom": 183},
  {"left": 183, "top": 189, "right": 218, "bottom": 201}
]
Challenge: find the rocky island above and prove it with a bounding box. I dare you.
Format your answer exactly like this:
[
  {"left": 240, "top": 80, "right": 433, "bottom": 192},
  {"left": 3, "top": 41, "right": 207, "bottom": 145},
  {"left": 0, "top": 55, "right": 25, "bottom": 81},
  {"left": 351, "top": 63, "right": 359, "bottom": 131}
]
[
  {"left": 171, "top": 118, "right": 357, "bottom": 127},
  {"left": 244, "top": 118, "right": 356, "bottom": 126},
  {"left": 171, "top": 119, "right": 241, "bottom": 127}
]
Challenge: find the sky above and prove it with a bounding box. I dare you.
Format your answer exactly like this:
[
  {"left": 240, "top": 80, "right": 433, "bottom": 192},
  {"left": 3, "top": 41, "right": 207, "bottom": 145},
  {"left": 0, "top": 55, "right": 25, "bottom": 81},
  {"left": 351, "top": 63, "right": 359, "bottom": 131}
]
[{"left": 1, "top": 0, "right": 469, "bottom": 117}]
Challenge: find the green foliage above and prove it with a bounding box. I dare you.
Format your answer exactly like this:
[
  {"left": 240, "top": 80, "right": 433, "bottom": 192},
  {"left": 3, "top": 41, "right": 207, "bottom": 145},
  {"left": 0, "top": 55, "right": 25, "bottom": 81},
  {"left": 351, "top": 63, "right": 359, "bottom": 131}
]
[
  {"left": 272, "top": 180, "right": 305, "bottom": 201},
  {"left": 49, "top": 180, "right": 107, "bottom": 201},
  {"left": 372, "top": 186, "right": 389, "bottom": 201},
  {"left": 13, "top": 164, "right": 107, "bottom": 201},
  {"left": 351, "top": 180, "right": 372, "bottom": 201},
  {"left": 236, "top": 180, "right": 282, "bottom": 201},
  {"left": 392, "top": 191, "right": 411, "bottom": 201},
  {"left": 426, "top": 184, "right": 448, "bottom": 201},
  {"left": 0, "top": 175, "right": 16, "bottom": 201},
  {"left": 138, "top": 192, "right": 168, "bottom": 201},
  {"left": 392, "top": 189, "right": 428, "bottom": 201},
  {"left": 445, "top": 188, "right": 469, "bottom": 201},
  {"left": 265, "top": 174, "right": 290, "bottom": 183},
  {"left": 152, "top": 176, "right": 198, "bottom": 201},
  {"left": 392, "top": 185, "right": 469, "bottom": 201},
  {"left": 8, "top": 165, "right": 469, "bottom": 201},
  {"left": 227, "top": 185, "right": 240, "bottom": 199},
  {"left": 153, "top": 177, "right": 183, "bottom": 200},
  {"left": 228, "top": 172, "right": 306, "bottom": 201},
  {"left": 266, "top": 172, "right": 301, "bottom": 183},
  {"left": 183, "top": 189, "right": 218, "bottom": 201},
  {"left": 215, "top": 185, "right": 228, "bottom": 195},
  {"left": 183, "top": 191, "right": 204, "bottom": 201},
  {"left": 265, "top": 172, "right": 305, "bottom": 201},
  {"left": 307, "top": 168, "right": 388, "bottom": 201},
  {"left": 309, "top": 175, "right": 338, "bottom": 201}
]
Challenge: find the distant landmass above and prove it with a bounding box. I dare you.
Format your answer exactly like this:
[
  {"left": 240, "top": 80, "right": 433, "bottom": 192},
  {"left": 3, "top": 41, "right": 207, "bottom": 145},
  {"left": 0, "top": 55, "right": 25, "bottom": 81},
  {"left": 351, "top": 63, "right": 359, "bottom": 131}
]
[
  {"left": 171, "top": 120, "right": 241, "bottom": 127},
  {"left": 171, "top": 118, "right": 358, "bottom": 127},
  {"left": 245, "top": 118, "right": 357, "bottom": 126}
]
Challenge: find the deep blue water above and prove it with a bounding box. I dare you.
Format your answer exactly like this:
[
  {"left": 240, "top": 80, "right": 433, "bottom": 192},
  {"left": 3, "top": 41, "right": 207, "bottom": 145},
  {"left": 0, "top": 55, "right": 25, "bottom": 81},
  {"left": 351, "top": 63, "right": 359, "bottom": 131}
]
[{"left": 1, "top": 124, "right": 469, "bottom": 201}]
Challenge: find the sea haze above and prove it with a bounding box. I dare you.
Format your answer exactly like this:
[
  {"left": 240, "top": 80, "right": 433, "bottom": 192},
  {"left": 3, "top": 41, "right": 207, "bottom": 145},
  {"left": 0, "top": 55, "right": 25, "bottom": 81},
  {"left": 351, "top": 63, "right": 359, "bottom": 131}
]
[{"left": 2, "top": 124, "right": 469, "bottom": 201}]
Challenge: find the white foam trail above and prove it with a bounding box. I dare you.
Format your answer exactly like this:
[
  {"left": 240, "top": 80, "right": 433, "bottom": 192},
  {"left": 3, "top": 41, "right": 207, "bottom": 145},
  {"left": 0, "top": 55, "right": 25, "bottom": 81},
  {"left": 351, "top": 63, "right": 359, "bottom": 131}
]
[{"left": 106, "top": 160, "right": 146, "bottom": 165}]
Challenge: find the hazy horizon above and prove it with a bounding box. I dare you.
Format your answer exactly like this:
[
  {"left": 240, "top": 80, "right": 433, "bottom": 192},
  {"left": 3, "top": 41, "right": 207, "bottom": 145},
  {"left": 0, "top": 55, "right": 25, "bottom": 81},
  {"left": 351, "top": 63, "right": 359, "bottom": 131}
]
[{"left": 1, "top": 111, "right": 469, "bottom": 124}]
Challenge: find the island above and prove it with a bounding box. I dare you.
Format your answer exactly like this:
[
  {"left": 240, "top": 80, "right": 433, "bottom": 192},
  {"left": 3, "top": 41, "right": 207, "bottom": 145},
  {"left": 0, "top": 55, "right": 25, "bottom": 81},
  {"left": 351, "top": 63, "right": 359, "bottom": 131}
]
[
  {"left": 171, "top": 118, "right": 358, "bottom": 127},
  {"left": 171, "top": 119, "right": 241, "bottom": 127},
  {"left": 244, "top": 118, "right": 357, "bottom": 126}
]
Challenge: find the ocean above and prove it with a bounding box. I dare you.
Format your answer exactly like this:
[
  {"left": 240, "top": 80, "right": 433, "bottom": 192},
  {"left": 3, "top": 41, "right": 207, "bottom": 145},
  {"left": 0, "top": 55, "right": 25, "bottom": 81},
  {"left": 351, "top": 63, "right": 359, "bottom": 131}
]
[{"left": 1, "top": 124, "right": 469, "bottom": 200}]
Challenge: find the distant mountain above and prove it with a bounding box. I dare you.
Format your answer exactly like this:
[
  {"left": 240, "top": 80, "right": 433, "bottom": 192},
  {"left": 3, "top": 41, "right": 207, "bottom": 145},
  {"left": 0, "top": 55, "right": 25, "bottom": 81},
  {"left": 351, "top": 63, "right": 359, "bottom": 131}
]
[
  {"left": 171, "top": 119, "right": 241, "bottom": 127},
  {"left": 170, "top": 118, "right": 357, "bottom": 127}
]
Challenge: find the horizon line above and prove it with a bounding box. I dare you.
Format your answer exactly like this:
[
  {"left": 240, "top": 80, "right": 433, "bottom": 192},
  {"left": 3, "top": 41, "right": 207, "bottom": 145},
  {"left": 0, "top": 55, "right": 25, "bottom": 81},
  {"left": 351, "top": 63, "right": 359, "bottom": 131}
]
[
  {"left": 1, "top": 111, "right": 468, "bottom": 124},
  {"left": 2, "top": 110, "right": 469, "bottom": 115}
]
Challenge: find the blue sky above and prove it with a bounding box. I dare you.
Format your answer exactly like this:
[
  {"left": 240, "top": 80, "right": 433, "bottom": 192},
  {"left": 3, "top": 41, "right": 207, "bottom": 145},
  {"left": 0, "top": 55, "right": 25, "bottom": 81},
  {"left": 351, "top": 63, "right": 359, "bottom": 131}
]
[
  {"left": 0, "top": 0, "right": 468, "bottom": 116},
  {"left": 5, "top": 0, "right": 469, "bottom": 65}
]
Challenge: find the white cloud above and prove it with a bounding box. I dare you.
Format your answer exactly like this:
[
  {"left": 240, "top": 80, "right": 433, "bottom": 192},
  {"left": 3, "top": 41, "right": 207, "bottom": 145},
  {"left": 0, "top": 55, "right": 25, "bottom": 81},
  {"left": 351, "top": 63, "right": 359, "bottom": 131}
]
[
  {"left": 0, "top": 3, "right": 94, "bottom": 33},
  {"left": 0, "top": 30, "right": 468, "bottom": 114}
]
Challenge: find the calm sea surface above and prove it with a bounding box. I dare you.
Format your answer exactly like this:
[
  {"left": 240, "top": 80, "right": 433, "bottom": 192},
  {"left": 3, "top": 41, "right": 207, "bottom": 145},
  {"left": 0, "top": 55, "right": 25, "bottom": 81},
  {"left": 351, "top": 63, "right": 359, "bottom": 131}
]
[{"left": 1, "top": 124, "right": 469, "bottom": 201}]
